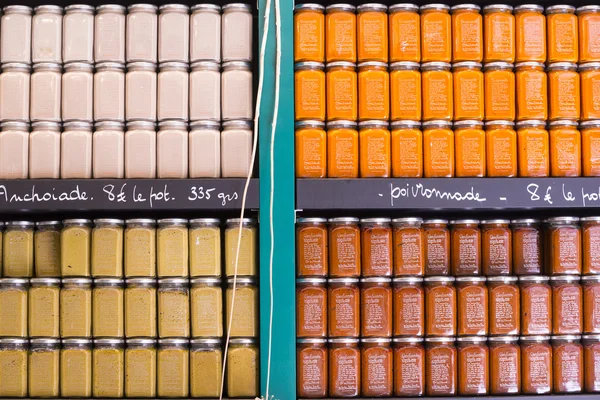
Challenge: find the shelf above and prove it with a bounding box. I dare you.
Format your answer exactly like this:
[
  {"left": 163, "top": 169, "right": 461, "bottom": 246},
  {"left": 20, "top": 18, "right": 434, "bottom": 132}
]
[
  {"left": 297, "top": 178, "right": 600, "bottom": 211},
  {"left": 0, "top": 179, "right": 258, "bottom": 212}
]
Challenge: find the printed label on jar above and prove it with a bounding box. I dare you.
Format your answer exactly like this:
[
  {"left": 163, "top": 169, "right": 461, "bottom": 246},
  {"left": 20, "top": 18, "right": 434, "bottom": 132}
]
[
  {"left": 430, "top": 350, "right": 452, "bottom": 391},
  {"left": 519, "top": 230, "right": 541, "bottom": 272},
  {"left": 366, "top": 230, "right": 391, "bottom": 273},
  {"left": 302, "top": 291, "right": 325, "bottom": 333},
  {"left": 557, "top": 346, "right": 582, "bottom": 389},
  {"left": 558, "top": 286, "right": 582, "bottom": 331},
  {"left": 432, "top": 290, "right": 454, "bottom": 330},
  {"left": 465, "top": 350, "right": 486, "bottom": 391},
  {"left": 528, "top": 348, "right": 551, "bottom": 388},
  {"left": 492, "top": 289, "right": 516, "bottom": 330},
  {"left": 457, "top": 232, "right": 479, "bottom": 272},
  {"left": 333, "top": 290, "right": 358, "bottom": 330},
  {"left": 297, "top": 19, "right": 321, "bottom": 54},
  {"left": 425, "top": 231, "right": 448, "bottom": 272},
  {"left": 586, "top": 226, "right": 600, "bottom": 270},
  {"left": 333, "top": 351, "right": 359, "bottom": 393},
  {"left": 496, "top": 349, "right": 518, "bottom": 389},
  {"left": 397, "top": 348, "right": 423, "bottom": 391},
  {"left": 332, "top": 228, "right": 359, "bottom": 273},
  {"left": 300, "top": 227, "right": 326, "bottom": 272},
  {"left": 528, "top": 286, "right": 550, "bottom": 330},
  {"left": 365, "top": 349, "right": 390, "bottom": 392},
  {"left": 396, "top": 287, "right": 423, "bottom": 334},
  {"left": 557, "top": 229, "right": 579, "bottom": 271},
  {"left": 301, "top": 350, "right": 326, "bottom": 393},
  {"left": 364, "top": 289, "right": 388, "bottom": 333},
  {"left": 463, "top": 288, "right": 486, "bottom": 331},
  {"left": 397, "top": 230, "right": 422, "bottom": 273},
  {"left": 486, "top": 232, "right": 510, "bottom": 272}
]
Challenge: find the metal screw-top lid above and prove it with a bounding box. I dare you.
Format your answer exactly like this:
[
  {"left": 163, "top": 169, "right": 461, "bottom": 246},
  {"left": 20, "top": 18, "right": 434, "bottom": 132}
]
[
  {"left": 422, "top": 120, "right": 452, "bottom": 129},
  {"left": 191, "top": 61, "right": 220, "bottom": 71},
  {"left": 159, "top": 61, "right": 189, "bottom": 71},
  {"left": 485, "top": 120, "right": 515, "bottom": 128},
  {"left": 326, "top": 61, "right": 356, "bottom": 70},
  {"left": 2, "top": 63, "right": 31, "bottom": 72},
  {"left": 32, "top": 121, "right": 61, "bottom": 131},
  {"left": 547, "top": 5, "right": 575, "bottom": 14},
  {"left": 63, "top": 218, "right": 92, "bottom": 225},
  {"left": 452, "top": 61, "right": 482, "bottom": 70},
  {"left": 223, "top": 61, "right": 252, "bottom": 71},
  {"left": 295, "top": 4, "right": 326, "bottom": 12},
  {"left": 327, "top": 120, "right": 357, "bottom": 130},
  {"left": 421, "top": 62, "right": 451, "bottom": 71},
  {"left": 127, "top": 121, "right": 156, "bottom": 130},
  {"left": 32, "top": 63, "right": 62, "bottom": 72},
  {"left": 389, "top": 3, "right": 419, "bottom": 13},
  {"left": 64, "top": 62, "right": 94, "bottom": 72},
  {"left": 34, "top": 5, "right": 63, "bottom": 14},
  {"left": 450, "top": 4, "right": 481, "bottom": 12},
  {"left": 222, "top": 120, "right": 252, "bottom": 130},
  {"left": 326, "top": 4, "right": 356, "bottom": 13},
  {"left": 6, "top": 221, "right": 35, "bottom": 228},
  {"left": 226, "top": 217, "right": 256, "bottom": 225},
  {"left": 96, "top": 5, "right": 126, "bottom": 13},
  {"left": 127, "top": 61, "right": 157, "bottom": 71},
  {"left": 390, "top": 61, "right": 420, "bottom": 70},
  {"left": 576, "top": 5, "right": 600, "bottom": 14},
  {"left": 420, "top": 4, "right": 450, "bottom": 12},
  {"left": 3, "top": 5, "right": 33, "bottom": 14},
  {"left": 453, "top": 120, "right": 484, "bottom": 129},
  {"left": 357, "top": 61, "right": 388, "bottom": 70},
  {"left": 295, "top": 120, "right": 326, "bottom": 130},
  {"left": 515, "top": 61, "right": 545, "bottom": 69},
  {"left": 227, "top": 277, "right": 256, "bottom": 286},
  {"left": 64, "top": 4, "right": 94, "bottom": 13},
  {"left": 358, "top": 120, "right": 389, "bottom": 129},
  {"left": 297, "top": 277, "right": 327, "bottom": 285},
  {"left": 514, "top": 4, "right": 544, "bottom": 13},
  {"left": 128, "top": 4, "right": 158, "bottom": 13},
  {"left": 547, "top": 62, "right": 577, "bottom": 71},
  {"left": 95, "top": 121, "right": 125, "bottom": 130},
  {"left": 297, "top": 217, "right": 327, "bottom": 224},
  {"left": 483, "top": 62, "right": 514, "bottom": 70},
  {"left": 1, "top": 121, "right": 29, "bottom": 131},
  {"left": 64, "top": 121, "right": 93, "bottom": 131},
  {"left": 158, "top": 4, "right": 190, "bottom": 13},
  {"left": 125, "top": 218, "right": 156, "bottom": 225},
  {"left": 191, "top": 4, "right": 221, "bottom": 13},
  {"left": 515, "top": 120, "right": 546, "bottom": 129},
  {"left": 190, "top": 120, "right": 220, "bottom": 130},
  {"left": 328, "top": 217, "right": 359, "bottom": 224},
  {"left": 222, "top": 3, "right": 252, "bottom": 12},
  {"left": 96, "top": 62, "right": 126, "bottom": 72},
  {"left": 158, "top": 120, "right": 188, "bottom": 130},
  {"left": 482, "top": 4, "right": 513, "bottom": 13},
  {"left": 357, "top": 3, "right": 388, "bottom": 13}
]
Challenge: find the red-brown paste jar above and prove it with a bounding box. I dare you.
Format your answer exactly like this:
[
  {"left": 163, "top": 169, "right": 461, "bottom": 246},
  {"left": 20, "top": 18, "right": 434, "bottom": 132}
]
[
  {"left": 456, "top": 336, "right": 489, "bottom": 395},
  {"left": 450, "top": 219, "right": 481, "bottom": 276},
  {"left": 489, "top": 336, "right": 521, "bottom": 394},
  {"left": 583, "top": 275, "right": 600, "bottom": 334},
  {"left": 423, "top": 219, "right": 450, "bottom": 276},
  {"left": 360, "top": 218, "right": 392, "bottom": 277},
  {"left": 297, "top": 338, "right": 328, "bottom": 398},
  {"left": 361, "top": 338, "right": 393, "bottom": 397},
  {"left": 551, "top": 276, "right": 583, "bottom": 335},
  {"left": 297, "top": 218, "right": 328, "bottom": 277},
  {"left": 552, "top": 334, "right": 583, "bottom": 393},
  {"left": 329, "top": 217, "right": 361, "bottom": 277},
  {"left": 392, "top": 337, "right": 425, "bottom": 396},
  {"left": 392, "top": 217, "right": 424, "bottom": 276},
  {"left": 481, "top": 219, "right": 512, "bottom": 276},
  {"left": 361, "top": 277, "right": 392, "bottom": 337},
  {"left": 511, "top": 218, "right": 543, "bottom": 275},
  {"left": 521, "top": 335, "right": 553, "bottom": 394},
  {"left": 297, "top": 278, "right": 328, "bottom": 338},
  {"left": 519, "top": 276, "right": 552, "bottom": 335},
  {"left": 488, "top": 276, "right": 520, "bottom": 336},
  {"left": 581, "top": 216, "right": 600, "bottom": 274},
  {"left": 328, "top": 278, "right": 360, "bottom": 337},
  {"left": 456, "top": 277, "right": 488, "bottom": 336},
  {"left": 425, "top": 337, "right": 457, "bottom": 396},
  {"left": 545, "top": 216, "right": 582, "bottom": 275},
  {"left": 329, "top": 338, "right": 360, "bottom": 397},
  {"left": 392, "top": 277, "right": 424, "bottom": 337},
  {"left": 583, "top": 334, "right": 600, "bottom": 392},
  {"left": 424, "top": 276, "right": 457, "bottom": 337}
]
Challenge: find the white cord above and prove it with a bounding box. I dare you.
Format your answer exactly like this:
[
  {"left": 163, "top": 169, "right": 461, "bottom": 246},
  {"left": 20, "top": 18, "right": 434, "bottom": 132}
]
[{"left": 219, "top": 0, "right": 271, "bottom": 398}]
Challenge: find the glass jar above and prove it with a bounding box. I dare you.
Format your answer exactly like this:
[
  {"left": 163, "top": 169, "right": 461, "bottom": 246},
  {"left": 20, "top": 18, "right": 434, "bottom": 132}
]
[
  {"left": 158, "top": 4, "right": 189, "bottom": 63},
  {"left": 547, "top": 5, "right": 578, "bottom": 62},
  {"left": 63, "top": 5, "right": 93, "bottom": 63},
  {"left": 390, "top": 63, "right": 421, "bottom": 122},
  {"left": 581, "top": 216, "right": 600, "bottom": 274},
  {"left": 583, "top": 276, "right": 600, "bottom": 334},
  {"left": 157, "top": 120, "right": 188, "bottom": 178},
  {"left": 552, "top": 335, "right": 583, "bottom": 393},
  {"left": 425, "top": 337, "right": 457, "bottom": 395},
  {"left": 516, "top": 120, "right": 549, "bottom": 177},
  {"left": 358, "top": 120, "right": 391, "bottom": 177},
  {"left": 327, "top": 120, "right": 359, "bottom": 178},
  {"left": 221, "top": 121, "right": 253, "bottom": 178},
  {"left": 126, "top": 4, "right": 158, "bottom": 63},
  {"left": 580, "top": 64, "right": 600, "bottom": 121},
  {"left": 30, "top": 62, "right": 61, "bottom": 122},
  {"left": 60, "top": 278, "right": 92, "bottom": 338},
  {"left": 545, "top": 217, "right": 581, "bottom": 275},
  {"left": 423, "top": 120, "right": 455, "bottom": 177},
  {"left": 295, "top": 62, "right": 326, "bottom": 121},
  {"left": 583, "top": 334, "right": 600, "bottom": 392},
  {"left": 226, "top": 277, "right": 258, "bottom": 337},
  {"left": 549, "top": 120, "right": 581, "bottom": 177},
  {"left": 61, "top": 219, "right": 92, "bottom": 277},
  {"left": 157, "top": 339, "right": 189, "bottom": 398},
  {"left": 29, "top": 278, "right": 60, "bottom": 337},
  {"left": 390, "top": 120, "right": 423, "bottom": 177},
  {"left": 577, "top": 5, "right": 600, "bottom": 62},
  {"left": 125, "top": 339, "right": 156, "bottom": 398},
  {"left": 93, "top": 278, "right": 125, "bottom": 338},
  {"left": 483, "top": 4, "right": 515, "bottom": 62},
  {"left": 225, "top": 218, "right": 257, "bottom": 277},
  {"left": 124, "top": 219, "right": 156, "bottom": 277},
  {"left": 328, "top": 217, "right": 360, "bottom": 277},
  {"left": 483, "top": 62, "right": 516, "bottom": 121},
  {"left": 189, "top": 61, "right": 220, "bottom": 120},
  {"left": 424, "top": 276, "right": 456, "bottom": 336},
  {"left": 0, "top": 278, "right": 28, "bottom": 337},
  {"left": 190, "top": 4, "right": 220, "bottom": 62},
  {"left": 393, "top": 277, "right": 424, "bottom": 337},
  {"left": 548, "top": 63, "right": 581, "bottom": 121},
  {"left": 93, "top": 121, "right": 125, "bottom": 179},
  {"left": 61, "top": 121, "right": 93, "bottom": 179},
  {"left": 297, "top": 338, "right": 328, "bottom": 398},
  {"left": 0, "top": 63, "right": 31, "bottom": 122},
  {"left": 189, "top": 218, "right": 221, "bottom": 277},
  {"left": 457, "top": 336, "right": 489, "bottom": 395},
  {"left": 34, "top": 221, "right": 61, "bottom": 277},
  {"left": 0, "top": 122, "right": 28, "bottom": 179},
  {"left": 481, "top": 219, "right": 512, "bottom": 275},
  {"left": 361, "top": 277, "right": 392, "bottom": 337},
  {"left": 421, "top": 62, "right": 453, "bottom": 120},
  {"left": 190, "top": 278, "right": 222, "bottom": 338},
  {"left": 392, "top": 337, "right": 425, "bottom": 396},
  {"left": 29, "top": 338, "right": 60, "bottom": 397},
  {"left": 296, "top": 218, "right": 328, "bottom": 277},
  {"left": 125, "top": 278, "right": 157, "bottom": 338},
  {"left": 392, "top": 217, "right": 424, "bottom": 276},
  {"left": 91, "top": 219, "right": 124, "bottom": 277},
  {"left": 488, "top": 276, "right": 520, "bottom": 336},
  {"left": 515, "top": 62, "right": 548, "bottom": 121},
  {"left": 551, "top": 276, "right": 583, "bottom": 334},
  {"left": 157, "top": 219, "right": 188, "bottom": 277},
  {"left": 357, "top": 3, "right": 388, "bottom": 62},
  {"left": 329, "top": 338, "right": 360, "bottom": 397},
  {"left": 60, "top": 338, "right": 92, "bottom": 397},
  {"left": 514, "top": 4, "right": 546, "bottom": 62},
  {"left": 511, "top": 219, "right": 542, "bottom": 275},
  {"left": 93, "top": 62, "right": 126, "bottom": 122},
  {"left": 328, "top": 277, "right": 360, "bottom": 338},
  {"left": 189, "top": 121, "right": 220, "bottom": 178},
  {"left": 62, "top": 63, "right": 93, "bottom": 122},
  {"left": 485, "top": 120, "right": 517, "bottom": 177},
  {"left": 3, "top": 221, "right": 34, "bottom": 277},
  {"left": 454, "top": 120, "right": 485, "bottom": 177},
  {"left": 420, "top": 4, "right": 451, "bottom": 62},
  {"left": 157, "top": 62, "right": 189, "bottom": 121},
  {"left": 423, "top": 219, "right": 450, "bottom": 275},
  {"left": 94, "top": 5, "right": 126, "bottom": 63},
  {"left": 326, "top": 4, "right": 357, "bottom": 62},
  {"left": 456, "top": 277, "right": 488, "bottom": 336},
  {"left": 520, "top": 335, "right": 552, "bottom": 394},
  {"left": 158, "top": 278, "right": 189, "bottom": 338},
  {"left": 297, "top": 278, "right": 327, "bottom": 340},
  {"left": 190, "top": 338, "right": 222, "bottom": 398},
  {"left": 489, "top": 336, "right": 521, "bottom": 394},
  {"left": 0, "top": 338, "right": 27, "bottom": 397},
  {"left": 453, "top": 63, "right": 484, "bottom": 121},
  {"left": 361, "top": 218, "right": 392, "bottom": 277},
  {"left": 519, "top": 276, "right": 552, "bottom": 335},
  {"left": 451, "top": 5, "right": 483, "bottom": 62},
  {"left": 125, "top": 62, "right": 157, "bottom": 122},
  {"left": 32, "top": 5, "right": 62, "bottom": 63},
  {"left": 326, "top": 62, "right": 357, "bottom": 121},
  {"left": 227, "top": 338, "right": 260, "bottom": 398},
  {"left": 450, "top": 219, "right": 481, "bottom": 276},
  {"left": 361, "top": 338, "right": 393, "bottom": 397},
  {"left": 93, "top": 338, "right": 125, "bottom": 398}
]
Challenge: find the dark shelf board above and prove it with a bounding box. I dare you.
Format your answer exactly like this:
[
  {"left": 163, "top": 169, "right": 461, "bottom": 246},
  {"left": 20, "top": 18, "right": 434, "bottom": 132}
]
[{"left": 297, "top": 178, "right": 600, "bottom": 211}]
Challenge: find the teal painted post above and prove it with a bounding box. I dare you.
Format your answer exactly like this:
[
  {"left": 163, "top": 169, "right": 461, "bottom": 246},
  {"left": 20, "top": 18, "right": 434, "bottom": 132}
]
[{"left": 258, "top": 0, "right": 296, "bottom": 397}]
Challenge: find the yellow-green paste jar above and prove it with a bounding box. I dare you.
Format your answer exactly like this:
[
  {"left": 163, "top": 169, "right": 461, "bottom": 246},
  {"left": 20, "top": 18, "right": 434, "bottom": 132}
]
[
  {"left": 189, "top": 218, "right": 221, "bottom": 277},
  {"left": 191, "top": 277, "right": 223, "bottom": 337},
  {"left": 0, "top": 338, "right": 28, "bottom": 397},
  {"left": 61, "top": 219, "right": 92, "bottom": 277},
  {"left": 227, "top": 338, "right": 260, "bottom": 398},
  {"left": 93, "top": 278, "right": 125, "bottom": 338},
  {"left": 225, "top": 218, "right": 257, "bottom": 276},
  {"left": 125, "top": 338, "right": 156, "bottom": 398},
  {"left": 0, "top": 278, "right": 28, "bottom": 337},
  {"left": 158, "top": 278, "right": 190, "bottom": 338},
  {"left": 29, "top": 338, "right": 60, "bottom": 397},
  {"left": 226, "top": 277, "right": 258, "bottom": 337},
  {"left": 124, "top": 219, "right": 156, "bottom": 277},
  {"left": 157, "top": 218, "right": 189, "bottom": 277},
  {"left": 93, "top": 338, "right": 125, "bottom": 397},
  {"left": 29, "top": 278, "right": 60, "bottom": 338},
  {"left": 60, "top": 278, "right": 92, "bottom": 338},
  {"left": 34, "top": 221, "right": 61, "bottom": 277},
  {"left": 125, "top": 278, "right": 157, "bottom": 338},
  {"left": 190, "top": 338, "right": 222, "bottom": 397},
  {"left": 60, "top": 338, "right": 92, "bottom": 397},
  {"left": 92, "top": 219, "right": 124, "bottom": 277},
  {"left": 157, "top": 338, "right": 189, "bottom": 398},
  {"left": 3, "top": 221, "right": 33, "bottom": 277}
]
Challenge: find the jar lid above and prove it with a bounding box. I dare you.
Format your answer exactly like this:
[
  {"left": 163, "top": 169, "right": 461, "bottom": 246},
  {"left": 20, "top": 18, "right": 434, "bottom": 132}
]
[
  {"left": 510, "top": 218, "right": 539, "bottom": 224},
  {"left": 128, "top": 4, "right": 158, "bottom": 13},
  {"left": 297, "top": 217, "right": 327, "bottom": 224},
  {"left": 126, "top": 121, "right": 156, "bottom": 130},
  {"left": 190, "top": 338, "right": 222, "bottom": 345},
  {"left": 544, "top": 216, "right": 579, "bottom": 224},
  {"left": 1, "top": 63, "right": 31, "bottom": 73},
  {"left": 455, "top": 276, "right": 487, "bottom": 283},
  {"left": 158, "top": 4, "right": 190, "bottom": 13},
  {"left": 390, "top": 61, "right": 420, "bottom": 70},
  {"left": 361, "top": 277, "right": 392, "bottom": 284},
  {"left": 583, "top": 334, "right": 600, "bottom": 341},
  {"left": 190, "top": 120, "right": 220, "bottom": 130},
  {"left": 449, "top": 219, "right": 479, "bottom": 224},
  {"left": 226, "top": 218, "right": 256, "bottom": 225},
  {"left": 547, "top": 5, "right": 575, "bottom": 13},
  {"left": 158, "top": 338, "right": 189, "bottom": 346},
  {"left": 127, "top": 338, "right": 157, "bottom": 346},
  {"left": 190, "top": 3, "right": 220, "bottom": 12},
  {"left": 551, "top": 335, "right": 582, "bottom": 342},
  {"left": 127, "top": 61, "right": 157, "bottom": 71},
  {"left": 487, "top": 276, "right": 518, "bottom": 283},
  {"left": 297, "top": 338, "right": 328, "bottom": 344},
  {"left": 420, "top": 4, "right": 450, "bottom": 12},
  {"left": 390, "top": 120, "right": 421, "bottom": 129},
  {"left": 34, "top": 5, "right": 63, "bottom": 14},
  {"left": 392, "top": 217, "right": 423, "bottom": 225},
  {"left": 296, "top": 277, "right": 327, "bottom": 284},
  {"left": 295, "top": 120, "right": 325, "bottom": 130},
  {"left": 327, "top": 61, "right": 356, "bottom": 70},
  {"left": 485, "top": 120, "right": 515, "bottom": 128},
  {"left": 191, "top": 60, "right": 220, "bottom": 71},
  {"left": 482, "top": 4, "right": 513, "bottom": 13},
  {"left": 422, "top": 120, "right": 452, "bottom": 129},
  {"left": 361, "top": 337, "right": 392, "bottom": 344},
  {"left": 450, "top": 4, "right": 481, "bottom": 12},
  {"left": 392, "top": 337, "right": 423, "bottom": 343},
  {"left": 328, "top": 338, "right": 360, "bottom": 344},
  {"left": 393, "top": 277, "right": 424, "bottom": 284},
  {"left": 358, "top": 120, "right": 389, "bottom": 129},
  {"left": 424, "top": 337, "right": 455, "bottom": 343},
  {"left": 64, "top": 62, "right": 94, "bottom": 72},
  {"left": 35, "top": 221, "right": 62, "bottom": 227},
  {"left": 581, "top": 275, "right": 600, "bottom": 282},
  {"left": 480, "top": 219, "right": 510, "bottom": 224},
  {"left": 62, "top": 278, "right": 92, "bottom": 286},
  {"left": 488, "top": 336, "right": 519, "bottom": 343},
  {"left": 520, "top": 335, "right": 550, "bottom": 342},
  {"left": 226, "top": 277, "right": 256, "bottom": 285},
  {"left": 423, "top": 219, "right": 448, "bottom": 224},
  {"left": 64, "top": 4, "right": 94, "bottom": 13},
  {"left": 1, "top": 121, "right": 29, "bottom": 131},
  {"left": 157, "top": 218, "right": 188, "bottom": 225},
  {"left": 0, "top": 338, "right": 28, "bottom": 345},
  {"left": 548, "top": 120, "right": 578, "bottom": 128},
  {"left": 456, "top": 336, "right": 487, "bottom": 343},
  {"left": 580, "top": 216, "right": 600, "bottom": 222},
  {"left": 576, "top": 5, "right": 600, "bottom": 14},
  {"left": 62, "top": 338, "right": 92, "bottom": 345},
  {"left": 222, "top": 120, "right": 253, "bottom": 130},
  {"left": 30, "top": 338, "right": 61, "bottom": 345},
  {"left": 158, "top": 61, "right": 189, "bottom": 71},
  {"left": 94, "top": 338, "right": 125, "bottom": 346},
  {"left": 294, "top": 61, "right": 324, "bottom": 71},
  {"left": 421, "top": 61, "right": 451, "bottom": 71},
  {"left": 515, "top": 61, "right": 545, "bottom": 69},
  {"left": 389, "top": 3, "right": 419, "bottom": 13},
  {"left": 158, "top": 120, "right": 188, "bottom": 130},
  {"left": 328, "top": 277, "right": 359, "bottom": 284},
  {"left": 327, "top": 120, "right": 357, "bottom": 130},
  {"left": 222, "top": 3, "right": 252, "bottom": 12},
  {"left": 6, "top": 221, "right": 34, "bottom": 227},
  {"left": 424, "top": 276, "right": 455, "bottom": 283},
  {"left": 519, "top": 275, "right": 549, "bottom": 282},
  {"left": 30, "top": 278, "right": 61, "bottom": 286},
  {"left": 126, "top": 278, "right": 157, "bottom": 286},
  {"left": 453, "top": 120, "right": 484, "bottom": 129},
  {"left": 190, "top": 277, "right": 222, "bottom": 286},
  {"left": 549, "top": 275, "right": 580, "bottom": 283},
  {"left": 0, "top": 278, "right": 28, "bottom": 286},
  {"left": 326, "top": 4, "right": 356, "bottom": 13},
  {"left": 328, "top": 217, "right": 359, "bottom": 223},
  {"left": 93, "top": 218, "right": 124, "bottom": 225},
  {"left": 229, "top": 338, "right": 257, "bottom": 345},
  {"left": 515, "top": 120, "right": 546, "bottom": 129},
  {"left": 360, "top": 217, "right": 391, "bottom": 224},
  {"left": 96, "top": 5, "right": 126, "bottom": 13},
  {"left": 125, "top": 218, "right": 156, "bottom": 225},
  {"left": 357, "top": 3, "right": 388, "bottom": 13},
  {"left": 94, "top": 278, "right": 125, "bottom": 286},
  {"left": 295, "top": 3, "right": 325, "bottom": 12},
  {"left": 514, "top": 4, "right": 544, "bottom": 13},
  {"left": 63, "top": 218, "right": 92, "bottom": 225},
  {"left": 32, "top": 62, "right": 62, "bottom": 72},
  {"left": 158, "top": 278, "right": 189, "bottom": 286},
  {"left": 452, "top": 61, "right": 482, "bottom": 70},
  {"left": 64, "top": 121, "right": 93, "bottom": 131},
  {"left": 357, "top": 61, "right": 388, "bottom": 69},
  {"left": 483, "top": 62, "right": 514, "bottom": 70},
  {"left": 547, "top": 62, "right": 577, "bottom": 72}
]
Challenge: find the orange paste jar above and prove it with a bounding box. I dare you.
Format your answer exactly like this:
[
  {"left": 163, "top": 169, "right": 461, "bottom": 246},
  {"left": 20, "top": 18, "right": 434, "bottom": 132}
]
[
  {"left": 581, "top": 120, "right": 600, "bottom": 176},
  {"left": 453, "top": 62, "right": 484, "bottom": 121},
  {"left": 488, "top": 276, "right": 520, "bottom": 336},
  {"left": 515, "top": 62, "right": 548, "bottom": 121},
  {"left": 361, "top": 338, "right": 393, "bottom": 397},
  {"left": 489, "top": 336, "right": 521, "bottom": 394},
  {"left": 511, "top": 219, "right": 543, "bottom": 275},
  {"left": 547, "top": 5, "right": 579, "bottom": 63},
  {"left": 483, "top": 62, "right": 516, "bottom": 121},
  {"left": 358, "top": 62, "right": 389, "bottom": 121},
  {"left": 389, "top": 4, "right": 420, "bottom": 63},
  {"left": 551, "top": 276, "right": 583, "bottom": 335},
  {"left": 357, "top": 3, "right": 388, "bottom": 62},
  {"left": 360, "top": 218, "right": 392, "bottom": 277},
  {"left": 297, "top": 217, "right": 328, "bottom": 277},
  {"left": 325, "top": 4, "right": 357, "bottom": 63},
  {"left": 583, "top": 276, "right": 600, "bottom": 334},
  {"left": 457, "top": 336, "right": 489, "bottom": 395},
  {"left": 519, "top": 275, "right": 552, "bottom": 335},
  {"left": 328, "top": 277, "right": 359, "bottom": 337},
  {"left": 326, "top": 62, "right": 357, "bottom": 121},
  {"left": 392, "top": 217, "right": 424, "bottom": 276},
  {"left": 361, "top": 277, "right": 392, "bottom": 337},
  {"left": 483, "top": 4, "right": 516, "bottom": 63},
  {"left": 297, "top": 278, "right": 327, "bottom": 338},
  {"left": 423, "top": 219, "right": 450, "bottom": 276},
  {"left": 420, "top": 4, "right": 451, "bottom": 62},
  {"left": 450, "top": 4, "right": 483, "bottom": 62},
  {"left": 328, "top": 338, "right": 360, "bottom": 397},
  {"left": 450, "top": 219, "right": 481, "bottom": 276},
  {"left": 485, "top": 121, "right": 517, "bottom": 177},
  {"left": 456, "top": 277, "right": 488, "bottom": 336},
  {"left": 582, "top": 217, "right": 600, "bottom": 274},
  {"left": 390, "top": 120, "right": 422, "bottom": 177},
  {"left": 545, "top": 216, "right": 581, "bottom": 275},
  {"left": 514, "top": 4, "right": 546, "bottom": 62},
  {"left": 516, "top": 120, "right": 549, "bottom": 177},
  {"left": 521, "top": 335, "right": 553, "bottom": 394},
  {"left": 548, "top": 62, "right": 580, "bottom": 121},
  {"left": 577, "top": 6, "right": 600, "bottom": 62},
  {"left": 295, "top": 120, "right": 327, "bottom": 178},
  {"left": 584, "top": 334, "right": 600, "bottom": 392},
  {"left": 297, "top": 338, "right": 328, "bottom": 398},
  {"left": 552, "top": 335, "right": 583, "bottom": 393},
  {"left": 579, "top": 63, "right": 600, "bottom": 120},
  {"left": 454, "top": 120, "right": 486, "bottom": 177},
  {"left": 424, "top": 276, "right": 456, "bottom": 337},
  {"left": 422, "top": 62, "right": 453, "bottom": 121},
  {"left": 327, "top": 120, "right": 359, "bottom": 178},
  {"left": 295, "top": 62, "right": 326, "bottom": 121},
  {"left": 393, "top": 277, "right": 424, "bottom": 337},
  {"left": 392, "top": 337, "right": 425, "bottom": 396},
  {"left": 358, "top": 120, "right": 390, "bottom": 177},
  {"left": 423, "top": 120, "right": 454, "bottom": 177},
  {"left": 425, "top": 337, "right": 457, "bottom": 395},
  {"left": 294, "top": 4, "right": 325, "bottom": 63},
  {"left": 328, "top": 217, "right": 360, "bottom": 277},
  {"left": 389, "top": 62, "right": 421, "bottom": 121},
  {"left": 481, "top": 219, "right": 512, "bottom": 276}
]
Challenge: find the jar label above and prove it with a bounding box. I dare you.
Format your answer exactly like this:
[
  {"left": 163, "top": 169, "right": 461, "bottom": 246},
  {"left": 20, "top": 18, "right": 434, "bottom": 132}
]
[
  {"left": 430, "top": 350, "right": 452, "bottom": 391},
  {"left": 333, "top": 290, "right": 358, "bottom": 330},
  {"left": 365, "top": 229, "right": 392, "bottom": 274},
  {"left": 496, "top": 348, "right": 518, "bottom": 388},
  {"left": 486, "top": 232, "right": 510, "bottom": 272},
  {"left": 301, "top": 291, "right": 325, "bottom": 333},
  {"left": 425, "top": 231, "right": 448, "bottom": 272},
  {"left": 529, "top": 348, "right": 551, "bottom": 388},
  {"left": 465, "top": 350, "right": 486, "bottom": 391},
  {"left": 364, "top": 288, "right": 389, "bottom": 334},
  {"left": 396, "top": 348, "right": 423, "bottom": 391},
  {"left": 299, "top": 228, "right": 326, "bottom": 273},
  {"left": 300, "top": 349, "right": 326, "bottom": 394}
]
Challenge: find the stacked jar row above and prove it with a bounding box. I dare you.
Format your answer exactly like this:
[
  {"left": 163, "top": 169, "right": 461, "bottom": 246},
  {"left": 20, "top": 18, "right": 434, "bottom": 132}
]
[
  {"left": 0, "top": 337, "right": 258, "bottom": 398},
  {"left": 0, "top": 218, "right": 257, "bottom": 278},
  {"left": 297, "top": 334, "right": 600, "bottom": 397},
  {"left": 297, "top": 217, "right": 599, "bottom": 276}
]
